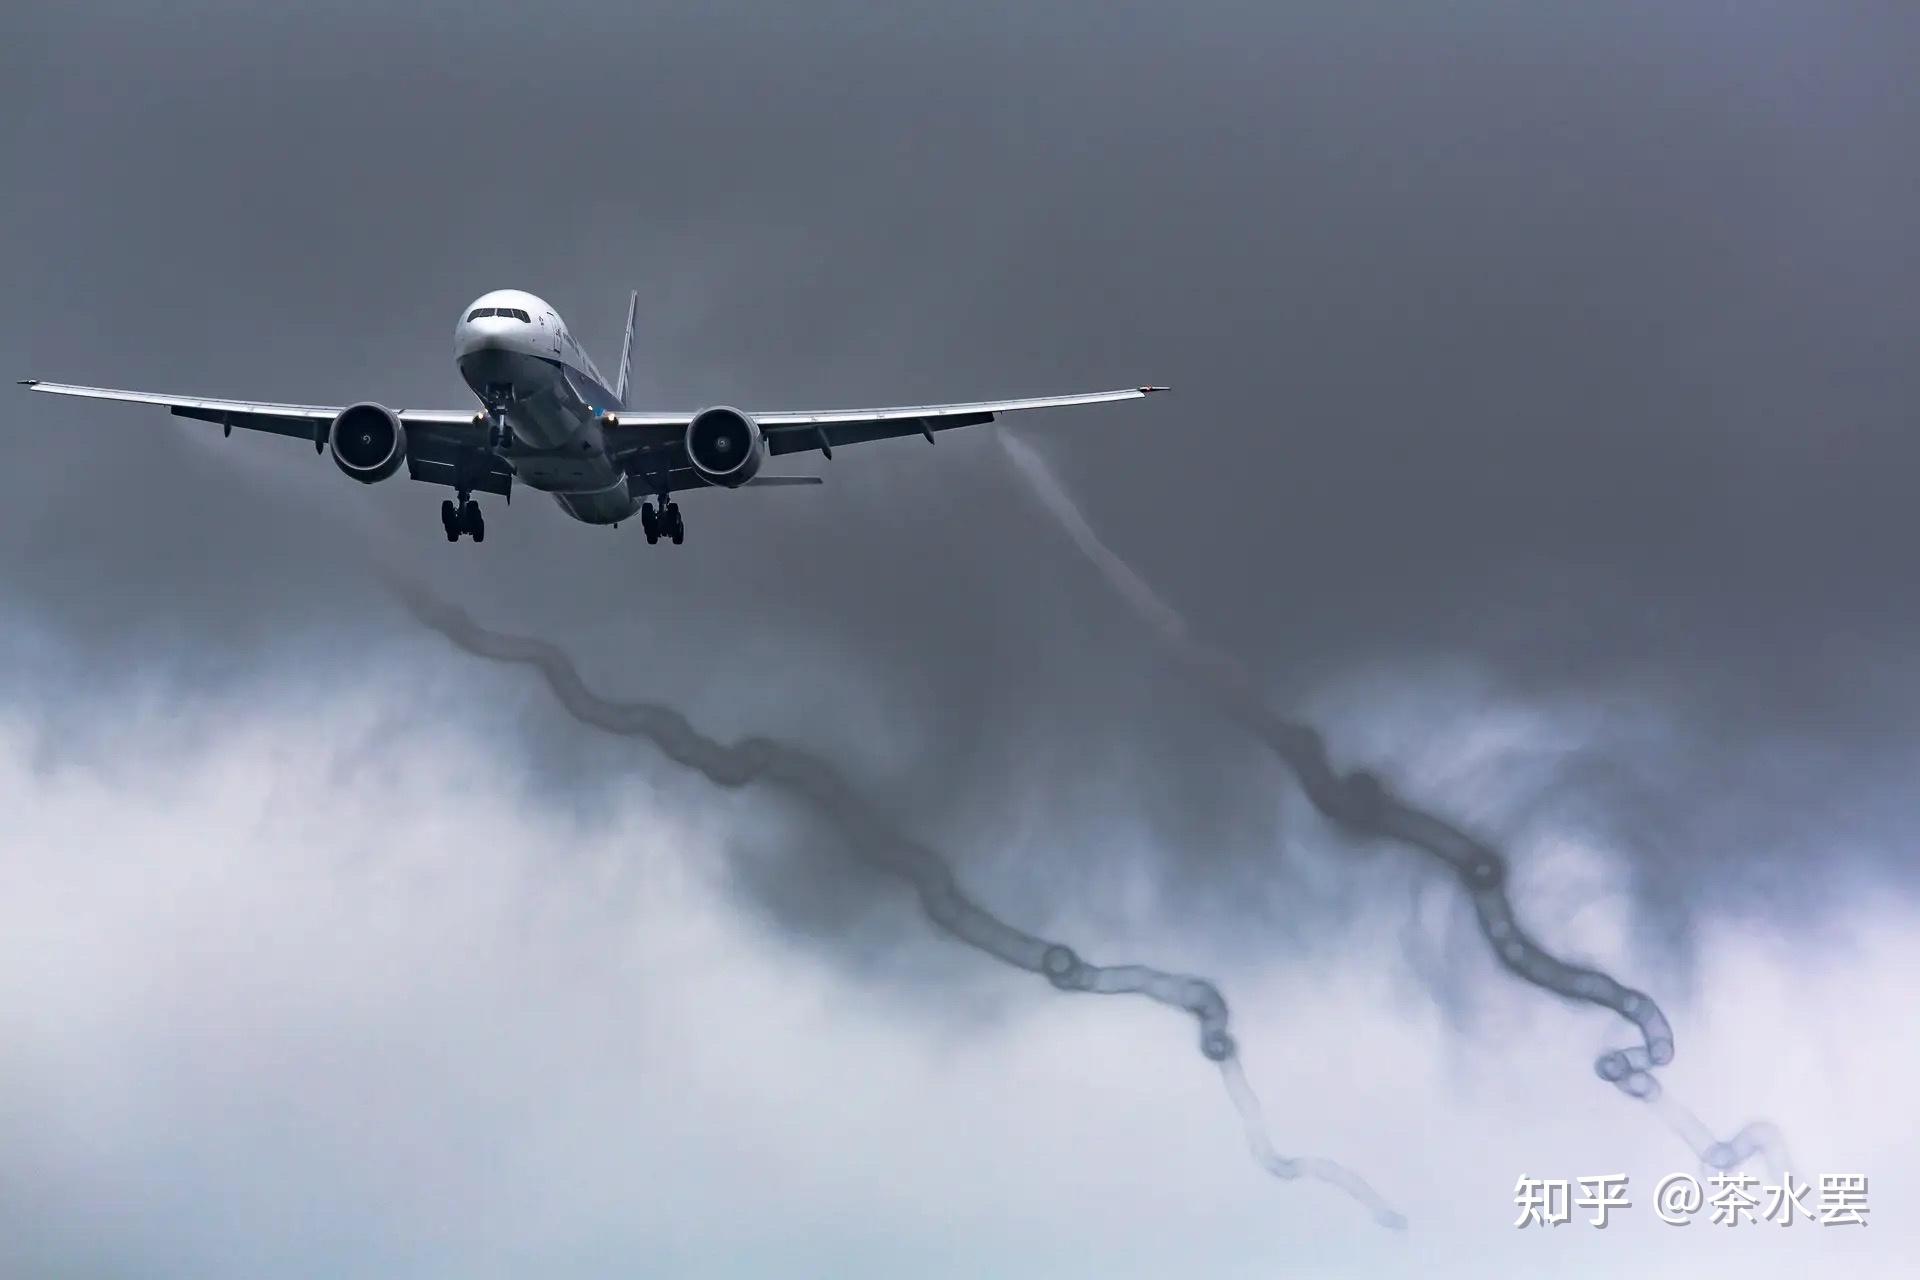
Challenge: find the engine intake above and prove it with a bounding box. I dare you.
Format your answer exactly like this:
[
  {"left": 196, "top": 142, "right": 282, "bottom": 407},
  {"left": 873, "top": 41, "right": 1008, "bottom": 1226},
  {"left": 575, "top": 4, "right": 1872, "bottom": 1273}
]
[
  {"left": 685, "top": 406, "right": 764, "bottom": 486},
  {"left": 329, "top": 402, "right": 407, "bottom": 483}
]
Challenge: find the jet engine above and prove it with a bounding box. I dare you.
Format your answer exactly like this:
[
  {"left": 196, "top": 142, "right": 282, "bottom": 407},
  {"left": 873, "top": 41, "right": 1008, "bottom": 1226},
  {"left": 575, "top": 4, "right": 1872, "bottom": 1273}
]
[
  {"left": 684, "top": 406, "right": 765, "bottom": 487},
  {"left": 329, "top": 402, "right": 407, "bottom": 483}
]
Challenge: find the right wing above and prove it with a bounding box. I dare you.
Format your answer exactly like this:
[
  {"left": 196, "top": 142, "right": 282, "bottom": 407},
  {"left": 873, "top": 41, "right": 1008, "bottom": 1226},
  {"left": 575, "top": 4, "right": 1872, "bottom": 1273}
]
[{"left": 17, "top": 380, "right": 508, "bottom": 494}]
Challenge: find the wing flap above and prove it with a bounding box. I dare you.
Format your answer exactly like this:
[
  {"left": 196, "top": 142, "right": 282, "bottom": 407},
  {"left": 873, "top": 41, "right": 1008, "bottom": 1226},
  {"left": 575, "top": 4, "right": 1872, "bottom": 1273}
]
[
  {"left": 406, "top": 449, "right": 514, "bottom": 498},
  {"left": 765, "top": 411, "right": 994, "bottom": 457},
  {"left": 169, "top": 404, "right": 323, "bottom": 441}
]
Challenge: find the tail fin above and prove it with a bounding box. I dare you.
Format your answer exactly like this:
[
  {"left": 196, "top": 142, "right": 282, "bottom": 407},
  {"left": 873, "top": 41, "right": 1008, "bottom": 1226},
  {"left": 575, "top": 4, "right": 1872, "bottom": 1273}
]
[{"left": 614, "top": 290, "right": 638, "bottom": 405}]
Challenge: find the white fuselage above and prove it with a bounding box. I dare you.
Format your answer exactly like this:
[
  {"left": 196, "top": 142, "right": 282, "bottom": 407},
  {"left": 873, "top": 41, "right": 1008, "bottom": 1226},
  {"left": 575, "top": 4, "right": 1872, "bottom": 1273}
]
[{"left": 453, "top": 289, "right": 639, "bottom": 525}]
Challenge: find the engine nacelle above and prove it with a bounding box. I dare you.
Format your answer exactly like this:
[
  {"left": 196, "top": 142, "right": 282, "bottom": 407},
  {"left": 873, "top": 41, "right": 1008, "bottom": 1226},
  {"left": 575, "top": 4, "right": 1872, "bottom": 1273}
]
[
  {"left": 684, "top": 406, "right": 765, "bottom": 487},
  {"left": 329, "top": 402, "right": 407, "bottom": 484}
]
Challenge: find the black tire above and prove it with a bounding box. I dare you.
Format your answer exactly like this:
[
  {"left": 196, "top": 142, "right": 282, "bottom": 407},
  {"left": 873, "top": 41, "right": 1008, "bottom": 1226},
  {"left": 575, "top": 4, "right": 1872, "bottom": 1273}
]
[
  {"left": 666, "top": 505, "right": 685, "bottom": 542},
  {"left": 640, "top": 502, "right": 659, "bottom": 544},
  {"left": 445, "top": 525, "right": 460, "bottom": 543}
]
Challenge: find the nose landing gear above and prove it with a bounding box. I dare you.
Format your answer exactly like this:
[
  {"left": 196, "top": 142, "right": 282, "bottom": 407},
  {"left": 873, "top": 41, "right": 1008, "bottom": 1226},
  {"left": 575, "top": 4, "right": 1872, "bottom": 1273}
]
[
  {"left": 475, "top": 395, "right": 515, "bottom": 450},
  {"left": 441, "top": 495, "right": 486, "bottom": 543},
  {"left": 486, "top": 412, "right": 516, "bottom": 452}
]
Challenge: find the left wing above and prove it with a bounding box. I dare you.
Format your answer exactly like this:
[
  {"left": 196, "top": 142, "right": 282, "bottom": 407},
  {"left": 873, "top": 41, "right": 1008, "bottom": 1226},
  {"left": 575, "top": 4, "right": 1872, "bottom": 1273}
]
[
  {"left": 18, "top": 379, "right": 506, "bottom": 493},
  {"left": 607, "top": 386, "right": 1166, "bottom": 466}
]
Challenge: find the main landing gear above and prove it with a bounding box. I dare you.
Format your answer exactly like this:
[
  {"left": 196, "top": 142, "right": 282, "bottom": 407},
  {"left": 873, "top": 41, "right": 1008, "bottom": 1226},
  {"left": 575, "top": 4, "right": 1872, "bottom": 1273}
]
[
  {"left": 639, "top": 500, "right": 684, "bottom": 545},
  {"left": 441, "top": 496, "right": 485, "bottom": 543}
]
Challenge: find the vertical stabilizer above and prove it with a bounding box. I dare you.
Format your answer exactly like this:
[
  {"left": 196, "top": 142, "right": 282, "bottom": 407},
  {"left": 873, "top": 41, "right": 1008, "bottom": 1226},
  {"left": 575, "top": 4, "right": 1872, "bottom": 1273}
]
[{"left": 614, "top": 290, "right": 638, "bottom": 405}]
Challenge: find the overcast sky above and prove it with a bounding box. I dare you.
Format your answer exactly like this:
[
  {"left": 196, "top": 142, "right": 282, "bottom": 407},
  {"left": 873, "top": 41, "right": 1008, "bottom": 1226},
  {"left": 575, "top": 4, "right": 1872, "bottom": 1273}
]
[{"left": 3, "top": 2, "right": 1918, "bottom": 1277}]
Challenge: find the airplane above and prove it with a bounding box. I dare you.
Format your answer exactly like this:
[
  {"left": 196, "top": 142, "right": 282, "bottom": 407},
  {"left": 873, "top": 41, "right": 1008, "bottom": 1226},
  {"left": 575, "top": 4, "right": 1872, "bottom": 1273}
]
[{"left": 20, "top": 289, "right": 1164, "bottom": 545}]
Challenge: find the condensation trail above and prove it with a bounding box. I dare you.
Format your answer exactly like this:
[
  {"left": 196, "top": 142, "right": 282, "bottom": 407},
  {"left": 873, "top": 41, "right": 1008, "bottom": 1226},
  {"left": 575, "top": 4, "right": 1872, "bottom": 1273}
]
[
  {"left": 388, "top": 577, "right": 1408, "bottom": 1230},
  {"left": 998, "top": 431, "right": 1787, "bottom": 1177}
]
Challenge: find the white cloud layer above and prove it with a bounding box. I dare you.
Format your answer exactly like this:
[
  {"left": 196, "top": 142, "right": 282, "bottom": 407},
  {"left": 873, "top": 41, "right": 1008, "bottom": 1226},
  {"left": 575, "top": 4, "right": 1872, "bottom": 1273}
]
[{"left": 2, "top": 648, "right": 1914, "bottom": 1280}]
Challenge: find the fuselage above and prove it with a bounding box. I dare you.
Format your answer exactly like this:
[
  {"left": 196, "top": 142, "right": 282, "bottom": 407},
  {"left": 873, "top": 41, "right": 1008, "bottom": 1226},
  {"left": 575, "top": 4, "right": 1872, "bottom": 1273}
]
[{"left": 454, "top": 289, "right": 639, "bottom": 525}]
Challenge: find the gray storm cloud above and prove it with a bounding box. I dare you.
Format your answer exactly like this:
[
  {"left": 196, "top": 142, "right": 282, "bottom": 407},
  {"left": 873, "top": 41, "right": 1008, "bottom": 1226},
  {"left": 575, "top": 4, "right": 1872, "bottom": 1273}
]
[
  {"left": 998, "top": 430, "right": 1787, "bottom": 1179},
  {"left": 390, "top": 576, "right": 1408, "bottom": 1229},
  {"left": 8, "top": 5, "right": 1919, "bottom": 1274}
]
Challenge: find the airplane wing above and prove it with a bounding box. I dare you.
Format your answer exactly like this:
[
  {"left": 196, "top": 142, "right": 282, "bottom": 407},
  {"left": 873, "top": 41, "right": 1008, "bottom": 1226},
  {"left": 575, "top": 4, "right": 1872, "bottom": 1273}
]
[
  {"left": 21, "top": 380, "right": 1164, "bottom": 499},
  {"left": 608, "top": 386, "right": 1166, "bottom": 478},
  {"left": 17, "top": 380, "right": 508, "bottom": 494},
  {"left": 757, "top": 386, "right": 1166, "bottom": 457},
  {"left": 17, "top": 380, "right": 484, "bottom": 431}
]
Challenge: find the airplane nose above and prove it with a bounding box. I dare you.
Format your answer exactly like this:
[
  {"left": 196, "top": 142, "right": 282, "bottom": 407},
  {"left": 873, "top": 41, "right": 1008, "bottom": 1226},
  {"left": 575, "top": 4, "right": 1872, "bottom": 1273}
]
[{"left": 455, "top": 317, "right": 513, "bottom": 359}]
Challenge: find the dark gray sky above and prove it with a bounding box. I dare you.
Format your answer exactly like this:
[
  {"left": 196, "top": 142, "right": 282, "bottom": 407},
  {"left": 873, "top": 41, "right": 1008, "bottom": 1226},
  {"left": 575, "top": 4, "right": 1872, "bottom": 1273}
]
[{"left": 4, "top": 3, "right": 1918, "bottom": 1276}]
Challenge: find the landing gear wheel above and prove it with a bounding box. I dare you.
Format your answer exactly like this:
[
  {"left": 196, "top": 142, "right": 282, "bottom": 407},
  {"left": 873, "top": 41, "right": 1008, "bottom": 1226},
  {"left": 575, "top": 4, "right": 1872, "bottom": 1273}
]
[
  {"left": 441, "top": 499, "right": 459, "bottom": 542},
  {"left": 666, "top": 502, "right": 684, "bottom": 545},
  {"left": 460, "top": 500, "right": 486, "bottom": 543},
  {"left": 640, "top": 501, "right": 660, "bottom": 545}
]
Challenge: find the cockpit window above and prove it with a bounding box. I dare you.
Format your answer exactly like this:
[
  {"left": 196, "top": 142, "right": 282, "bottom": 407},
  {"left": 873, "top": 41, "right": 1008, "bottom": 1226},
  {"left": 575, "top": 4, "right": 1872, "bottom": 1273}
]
[
  {"left": 506, "top": 308, "right": 530, "bottom": 322},
  {"left": 467, "top": 306, "right": 530, "bottom": 322},
  {"left": 467, "top": 307, "right": 496, "bottom": 321}
]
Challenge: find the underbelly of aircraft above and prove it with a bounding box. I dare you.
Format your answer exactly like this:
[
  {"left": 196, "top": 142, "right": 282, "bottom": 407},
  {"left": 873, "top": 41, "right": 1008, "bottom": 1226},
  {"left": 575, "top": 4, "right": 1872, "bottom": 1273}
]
[
  {"left": 552, "top": 482, "right": 644, "bottom": 525},
  {"left": 457, "top": 347, "right": 645, "bottom": 524},
  {"left": 510, "top": 449, "right": 615, "bottom": 491},
  {"left": 513, "top": 451, "right": 641, "bottom": 522}
]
